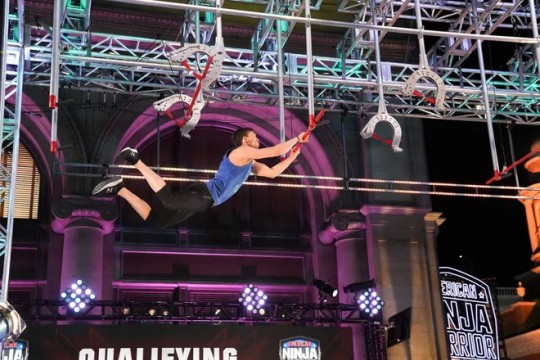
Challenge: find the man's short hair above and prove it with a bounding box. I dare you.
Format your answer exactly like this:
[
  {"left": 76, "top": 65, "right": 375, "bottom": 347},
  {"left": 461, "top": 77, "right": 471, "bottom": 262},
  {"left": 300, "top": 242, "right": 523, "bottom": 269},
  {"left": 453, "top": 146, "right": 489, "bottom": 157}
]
[{"left": 231, "top": 128, "right": 254, "bottom": 147}]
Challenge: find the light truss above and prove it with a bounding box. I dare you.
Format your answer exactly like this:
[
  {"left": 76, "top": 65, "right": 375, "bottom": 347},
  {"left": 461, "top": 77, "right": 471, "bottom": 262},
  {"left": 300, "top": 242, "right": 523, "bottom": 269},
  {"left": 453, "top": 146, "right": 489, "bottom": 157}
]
[
  {"left": 338, "top": 0, "right": 535, "bottom": 68},
  {"left": 251, "top": 0, "right": 305, "bottom": 58},
  {"left": 305, "top": 0, "right": 540, "bottom": 112},
  {"left": 9, "top": 0, "right": 537, "bottom": 125},
  {"left": 122, "top": 0, "right": 540, "bottom": 88},
  {"left": 339, "top": 0, "right": 414, "bottom": 60},
  {"left": 183, "top": 0, "right": 219, "bottom": 45},
  {"left": 340, "top": 0, "right": 533, "bottom": 27},
  {"left": 20, "top": 300, "right": 372, "bottom": 325},
  {"left": 53, "top": 162, "right": 540, "bottom": 200},
  {"left": 426, "top": 0, "right": 521, "bottom": 69},
  {"left": 20, "top": 26, "right": 539, "bottom": 123}
]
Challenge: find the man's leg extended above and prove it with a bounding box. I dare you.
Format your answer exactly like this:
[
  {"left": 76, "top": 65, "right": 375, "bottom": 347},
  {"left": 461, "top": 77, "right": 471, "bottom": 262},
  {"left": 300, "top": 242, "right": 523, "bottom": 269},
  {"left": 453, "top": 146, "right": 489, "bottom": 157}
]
[
  {"left": 92, "top": 175, "right": 152, "bottom": 221},
  {"left": 118, "top": 147, "right": 212, "bottom": 213},
  {"left": 135, "top": 160, "right": 167, "bottom": 193},
  {"left": 117, "top": 187, "right": 151, "bottom": 220},
  {"left": 119, "top": 147, "right": 166, "bottom": 193}
]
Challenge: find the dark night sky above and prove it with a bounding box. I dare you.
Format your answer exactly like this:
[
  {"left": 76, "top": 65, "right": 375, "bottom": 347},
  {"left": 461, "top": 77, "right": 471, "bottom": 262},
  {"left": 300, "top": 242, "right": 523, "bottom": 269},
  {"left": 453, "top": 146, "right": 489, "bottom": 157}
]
[
  {"left": 415, "top": 36, "right": 539, "bottom": 287},
  {"left": 423, "top": 119, "right": 538, "bottom": 287}
]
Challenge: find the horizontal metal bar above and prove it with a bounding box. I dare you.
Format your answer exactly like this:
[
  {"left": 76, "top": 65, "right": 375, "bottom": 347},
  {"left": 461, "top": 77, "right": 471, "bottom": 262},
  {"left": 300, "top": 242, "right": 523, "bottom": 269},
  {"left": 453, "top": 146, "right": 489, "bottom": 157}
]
[
  {"left": 57, "top": 162, "right": 540, "bottom": 200},
  {"left": 18, "top": 299, "right": 372, "bottom": 324},
  {"left": 106, "top": 0, "right": 539, "bottom": 44}
]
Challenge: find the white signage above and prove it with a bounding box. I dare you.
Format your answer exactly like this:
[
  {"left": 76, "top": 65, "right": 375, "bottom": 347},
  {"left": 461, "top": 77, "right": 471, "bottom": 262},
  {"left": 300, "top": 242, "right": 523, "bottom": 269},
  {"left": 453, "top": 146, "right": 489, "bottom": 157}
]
[
  {"left": 79, "top": 348, "right": 238, "bottom": 360},
  {"left": 440, "top": 267, "right": 500, "bottom": 360}
]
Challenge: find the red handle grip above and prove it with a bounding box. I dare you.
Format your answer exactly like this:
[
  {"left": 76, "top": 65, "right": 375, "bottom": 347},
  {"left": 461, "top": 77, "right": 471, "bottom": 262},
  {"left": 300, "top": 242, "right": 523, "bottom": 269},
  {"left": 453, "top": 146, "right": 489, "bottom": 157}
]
[{"left": 292, "top": 109, "right": 326, "bottom": 153}]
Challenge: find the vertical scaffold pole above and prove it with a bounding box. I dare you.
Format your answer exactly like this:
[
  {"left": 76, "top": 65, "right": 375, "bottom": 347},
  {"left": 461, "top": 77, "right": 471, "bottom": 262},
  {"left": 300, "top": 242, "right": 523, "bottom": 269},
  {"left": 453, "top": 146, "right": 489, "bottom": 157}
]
[
  {"left": 471, "top": 0, "right": 500, "bottom": 178},
  {"left": 1, "top": 0, "right": 25, "bottom": 304},
  {"left": 304, "top": 0, "right": 315, "bottom": 121},
  {"left": 529, "top": 0, "right": 540, "bottom": 80},
  {"left": 49, "top": 0, "right": 63, "bottom": 153}
]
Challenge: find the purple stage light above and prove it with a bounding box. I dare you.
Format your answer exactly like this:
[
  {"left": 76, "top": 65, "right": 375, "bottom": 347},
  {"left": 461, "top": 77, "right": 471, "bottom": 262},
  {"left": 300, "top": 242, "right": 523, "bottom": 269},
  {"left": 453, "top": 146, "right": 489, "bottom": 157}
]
[
  {"left": 239, "top": 284, "right": 268, "bottom": 316},
  {"left": 60, "top": 280, "right": 96, "bottom": 313},
  {"left": 356, "top": 288, "right": 384, "bottom": 317}
]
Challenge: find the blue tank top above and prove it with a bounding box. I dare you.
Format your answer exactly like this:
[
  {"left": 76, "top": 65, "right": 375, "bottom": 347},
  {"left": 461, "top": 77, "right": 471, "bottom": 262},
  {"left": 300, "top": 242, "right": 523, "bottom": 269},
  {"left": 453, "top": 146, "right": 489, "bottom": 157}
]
[{"left": 206, "top": 149, "right": 253, "bottom": 206}]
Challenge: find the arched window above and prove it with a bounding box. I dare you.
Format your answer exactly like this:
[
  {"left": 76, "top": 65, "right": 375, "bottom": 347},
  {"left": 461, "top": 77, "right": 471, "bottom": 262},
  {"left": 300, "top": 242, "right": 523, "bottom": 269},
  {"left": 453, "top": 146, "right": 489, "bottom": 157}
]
[{"left": 0, "top": 144, "right": 40, "bottom": 219}]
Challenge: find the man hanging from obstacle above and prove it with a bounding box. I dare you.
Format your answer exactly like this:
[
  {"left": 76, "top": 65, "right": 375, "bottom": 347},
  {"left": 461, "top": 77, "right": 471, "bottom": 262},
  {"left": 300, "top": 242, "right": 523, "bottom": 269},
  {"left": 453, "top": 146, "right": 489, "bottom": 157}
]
[{"left": 91, "top": 128, "right": 308, "bottom": 229}]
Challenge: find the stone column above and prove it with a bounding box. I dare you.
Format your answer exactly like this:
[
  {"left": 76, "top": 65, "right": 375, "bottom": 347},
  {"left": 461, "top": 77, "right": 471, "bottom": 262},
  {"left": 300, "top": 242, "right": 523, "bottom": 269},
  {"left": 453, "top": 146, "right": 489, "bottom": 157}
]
[
  {"left": 318, "top": 210, "right": 369, "bottom": 360},
  {"left": 360, "top": 204, "right": 448, "bottom": 360},
  {"left": 423, "top": 212, "right": 450, "bottom": 359},
  {"left": 518, "top": 190, "right": 540, "bottom": 262},
  {"left": 518, "top": 152, "right": 540, "bottom": 268},
  {"left": 515, "top": 152, "right": 540, "bottom": 299},
  {"left": 519, "top": 171, "right": 540, "bottom": 268},
  {"left": 51, "top": 197, "right": 117, "bottom": 312}
]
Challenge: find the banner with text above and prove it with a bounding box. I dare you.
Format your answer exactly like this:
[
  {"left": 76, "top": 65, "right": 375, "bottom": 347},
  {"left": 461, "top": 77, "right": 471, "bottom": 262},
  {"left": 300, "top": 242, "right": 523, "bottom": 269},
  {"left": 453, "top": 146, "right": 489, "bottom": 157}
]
[
  {"left": 19, "top": 323, "right": 353, "bottom": 360},
  {"left": 440, "top": 267, "right": 500, "bottom": 360}
]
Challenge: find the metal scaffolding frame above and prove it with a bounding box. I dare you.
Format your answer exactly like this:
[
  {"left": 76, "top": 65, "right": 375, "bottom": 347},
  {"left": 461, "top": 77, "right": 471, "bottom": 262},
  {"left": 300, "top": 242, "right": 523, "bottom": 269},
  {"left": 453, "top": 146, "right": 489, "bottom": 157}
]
[
  {"left": 1, "top": 0, "right": 25, "bottom": 304},
  {"left": 10, "top": 0, "right": 538, "bottom": 123},
  {"left": 1, "top": 0, "right": 539, "bottom": 312}
]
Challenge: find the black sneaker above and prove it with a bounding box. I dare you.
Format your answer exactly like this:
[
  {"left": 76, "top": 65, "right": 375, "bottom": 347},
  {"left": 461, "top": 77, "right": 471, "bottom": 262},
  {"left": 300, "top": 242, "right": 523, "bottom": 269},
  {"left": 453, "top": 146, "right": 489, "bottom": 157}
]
[
  {"left": 119, "top": 147, "right": 139, "bottom": 165},
  {"left": 92, "top": 176, "right": 124, "bottom": 196}
]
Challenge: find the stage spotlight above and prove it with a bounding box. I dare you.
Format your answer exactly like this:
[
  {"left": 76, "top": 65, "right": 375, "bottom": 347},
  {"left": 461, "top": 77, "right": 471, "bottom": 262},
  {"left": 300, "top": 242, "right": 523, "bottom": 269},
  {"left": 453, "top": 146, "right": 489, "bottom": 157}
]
[
  {"left": 314, "top": 278, "right": 338, "bottom": 298},
  {"left": 60, "top": 279, "right": 96, "bottom": 313},
  {"left": 160, "top": 307, "right": 170, "bottom": 316},
  {"left": 148, "top": 307, "right": 157, "bottom": 316},
  {"left": 0, "top": 301, "right": 26, "bottom": 342},
  {"left": 343, "top": 279, "right": 385, "bottom": 317},
  {"left": 356, "top": 288, "right": 385, "bottom": 317},
  {"left": 119, "top": 301, "right": 133, "bottom": 316},
  {"left": 239, "top": 284, "right": 268, "bottom": 316}
]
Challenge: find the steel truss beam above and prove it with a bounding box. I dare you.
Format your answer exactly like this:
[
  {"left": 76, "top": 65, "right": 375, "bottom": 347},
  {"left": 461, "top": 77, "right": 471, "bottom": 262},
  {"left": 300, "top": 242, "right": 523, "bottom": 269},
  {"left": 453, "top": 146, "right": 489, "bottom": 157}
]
[
  {"left": 145, "top": 0, "right": 538, "bottom": 75},
  {"left": 18, "top": 24, "right": 539, "bottom": 123},
  {"left": 338, "top": 0, "right": 535, "bottom": 68},
  {"left": 111, "top": 0, "right": 539, "bottom": 115},
  {"left": 8, "top": 0, "right": 540, "bottom": 125},
  {"left": 251, "top": 0, "right": 305, "bottom": 58},
  {"left": 425, "top": 0, "right": 523, "bottom": 69},
  {"left": 18, "top": 300, "right": 374, "bottom": 325},
  {"left": 339, "top": 0, "right": 533, "bottom": 28},
  {"left": 183, "top": 0, "right": 219, "bottom": 45}
]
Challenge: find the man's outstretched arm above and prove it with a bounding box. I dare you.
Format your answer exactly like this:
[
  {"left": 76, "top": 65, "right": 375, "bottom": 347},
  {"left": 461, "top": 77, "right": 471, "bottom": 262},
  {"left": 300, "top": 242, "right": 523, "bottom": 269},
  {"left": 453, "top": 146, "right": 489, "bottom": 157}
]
[
  {"left": 238, "top": 133, "right": 306, "bottom": 160},
  {"left": 252, "top": 149, "right": 301, "bottom": 179}
]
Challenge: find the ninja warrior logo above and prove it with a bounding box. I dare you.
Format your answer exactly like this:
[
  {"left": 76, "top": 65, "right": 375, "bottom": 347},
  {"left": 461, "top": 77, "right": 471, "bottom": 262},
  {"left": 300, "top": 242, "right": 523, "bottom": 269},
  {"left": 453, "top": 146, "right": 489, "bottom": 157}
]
[
  {"left": 439, "top": 267, "right": 500, "bottom": 360},
  {"left": 1, "top": 340, "right": 29, "bottom": 360},
  {"left": 279, "top": 336, "right": 321, "bottom": 360}
]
